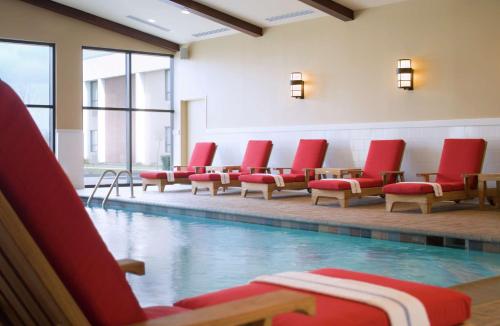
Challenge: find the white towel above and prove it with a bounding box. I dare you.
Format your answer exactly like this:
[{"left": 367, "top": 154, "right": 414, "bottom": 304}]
[
  {"left": 165, "top": 171, "right": 175, "bottom": 182},
  {"left": 217, "top": 172, "right": 230, "bottom": 185},
  {"left": 322, "top": 178, "right": 362, "bottom": 194},
  {"left": 254, "top": 272, "right": 430, "bottom": 326},
  {"left": 398, "top": 182, "right": 443, "bottom": 197}
]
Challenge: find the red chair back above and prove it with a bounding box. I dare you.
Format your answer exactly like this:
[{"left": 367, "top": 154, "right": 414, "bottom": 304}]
[
  {"left": 188, "top": 142, "right": 217, "bottom": 172},
  {"left": 291, "top": 139, "right": 328, "bottom": 175},
  {"left": 240, "top": 140, "right": 273, "bottom": 173},
  {"left": 363, "top": 140, "right": 406, "bottom": 182},
  {"left": 436, "top": 139, "right": 487, "bottom": 184},
  {"left": 0, "top": 81, "right": 146, "bottom": 325}
]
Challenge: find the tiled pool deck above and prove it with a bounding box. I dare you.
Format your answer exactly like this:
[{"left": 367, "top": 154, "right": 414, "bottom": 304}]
[{"left": 78, "top": 185, "right": 500, "bottom": 253}]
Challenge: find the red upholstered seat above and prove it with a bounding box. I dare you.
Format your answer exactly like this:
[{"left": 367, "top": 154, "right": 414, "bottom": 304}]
[
  {"left": 139, "top": 171, "right": 194, "bottom": 179},
  {"left": 309, "top": 178, "right": 383, "bottom": 190},
  {"left": 0, "top": 81, "right": 147, "bottom": 324},
  {"left": 174, "top": 268, "right": 470, "bottom": 326},
  {"left": 383, "top": 139, "right": 486, "bottom": 195},
  {"left": 139, "top": 142, "right": 216, "bottom": 179},
  {"left": 239, "top": 173, "right": 306, "bottom": 184},
  {"left": 189, "top": 140, "right": 273, "bottom": 182},
  {"left": 143, "top": 306, "right": 190, "bottom": 320}
]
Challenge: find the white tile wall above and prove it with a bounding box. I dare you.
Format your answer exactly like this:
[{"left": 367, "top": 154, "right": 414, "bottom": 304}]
[{"left": 179, "top": 118, "right": 500, "bottom": 182}]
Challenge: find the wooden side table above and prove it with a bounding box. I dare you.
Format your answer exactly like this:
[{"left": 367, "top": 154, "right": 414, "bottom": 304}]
[{"left": 478, "top": 174, "right": 500, "bottom": 209}]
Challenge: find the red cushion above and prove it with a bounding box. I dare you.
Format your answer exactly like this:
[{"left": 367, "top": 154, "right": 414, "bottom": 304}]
[
  {"left": 0, "top": 81, "right": 146, "bottom": 324},
  {"left": 140, "top": 171, "right": 194, "bottom": 179},
  {"left": 187, "top": 142, "right": 217, "bottom": 171},
  {"left": 363, "top": 140, "right": 405, "bottom": 182},
  {"left": 309, "top": 178, "right": 383, "bottom": 190},
  {"left": 143, "top": 306, "right": 189, "bottom": 320},
  {"left": 240, "top": 140, "right": 273, "bottom": 173},
  {"left": 175, "top": 268, "right": 470, "bottom": 326},
  {"left": 383, "top": 182, "right": 465, "bottom": 195},
  {"left": 436, "top": 139, "right": 486, "bottom": 184},
  {"left": 190, "top": 172, "right": 243, "bottom": 181},
  {"left": 290, "top": 139, "right": 328, "bottom": 174},
  {"left": 239, "top": 173, "right": 306, "bottom": 184}
]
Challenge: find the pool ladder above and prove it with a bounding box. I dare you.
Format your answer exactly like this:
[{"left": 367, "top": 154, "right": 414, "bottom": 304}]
[{"left": 87, "top": 169, "right": 135, "bottom": 208}]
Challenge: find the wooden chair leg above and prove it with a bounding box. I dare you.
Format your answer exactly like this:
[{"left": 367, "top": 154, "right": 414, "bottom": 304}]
[
  {"left": 386, "top": 200, "right": 395, "bottom": 212},
  {"left": 192, "top": 186, "right": 198, "bottom": 195},
  {"left": 312, "top": 194, "right": 319, "bottom": 205},
  {"left": 263, "top": 189, "right": 273, "bottom": 200},
  {"left": 159, "top": 184, "right": 166, "bottom": 192},
  {"left": 338, "top": 197, "right": 349, "bottom": 208},
  {"left": 454, "top": 200, "right": 461, "bottom": 204},
  {"left": 419, "top": 202, "right": 432, "bottom": 214},
  {"left": 209, "top": 184, "right": 218, "bottom": 196},
  {"left": 241, "top": 188, "right": 248, "bottom": 198},
  {"left": 142, "top": 184, "right": 148, "bottom": 191}
]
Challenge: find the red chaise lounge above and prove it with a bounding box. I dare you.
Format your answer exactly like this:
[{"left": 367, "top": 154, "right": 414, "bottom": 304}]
[
  {"left": 189, "top": 140, "right": 273, "bottom": 196},
  {"left": 0, "top": 81, "right": 471, "bottom": 326},
  {"left": 309, "top": 140, "right": 405, "bottom": 207},
  {"left": 240, "top": 139, "right": 328, "bottom": 200},
  {"left": 383, "top": 138, "right": 487, "bottom": 214},
  {"left": 140, "top": 142, "right": 216, "bottom": 192}
]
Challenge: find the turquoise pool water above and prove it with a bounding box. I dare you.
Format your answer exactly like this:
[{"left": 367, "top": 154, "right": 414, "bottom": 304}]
[{"left": 87, "top": 207, "right": 500, "bottom": 307}]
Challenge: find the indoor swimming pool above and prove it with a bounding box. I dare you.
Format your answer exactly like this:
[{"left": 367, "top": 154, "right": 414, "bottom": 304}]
[{"left": 87, "top": 206, "right": 500, "bottom": 307}]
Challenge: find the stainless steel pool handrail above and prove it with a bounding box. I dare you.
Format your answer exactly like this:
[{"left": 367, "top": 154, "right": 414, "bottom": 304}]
[
  {"left": 102, "top": 170, "right": 135, "bottom": 208},
  {"left": 86, "top": 169, "right": 117, "bottom": 206}
]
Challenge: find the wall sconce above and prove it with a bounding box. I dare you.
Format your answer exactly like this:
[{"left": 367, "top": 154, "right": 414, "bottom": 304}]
[
  {"left": 290, "top": 72, "right": 304, "bottom": 99},
  {"left": 397, "top": 59, "right": 413, "bottom": 90}
]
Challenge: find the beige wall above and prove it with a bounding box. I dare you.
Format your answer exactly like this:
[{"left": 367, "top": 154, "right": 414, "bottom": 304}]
[
  {"left": 0, "top": 0, "right": 172, "bottom": 130},
  {"left": 175, "top": 0, "right": 500, "bottom": 128}
]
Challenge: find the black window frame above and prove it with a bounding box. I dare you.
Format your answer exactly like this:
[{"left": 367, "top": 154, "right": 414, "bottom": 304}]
[
  {"left": 82, "top": 46, "right": 174, "bottom": 185},
  {"left": 0, "top": 38, "right": 56, "bottom": 151}
]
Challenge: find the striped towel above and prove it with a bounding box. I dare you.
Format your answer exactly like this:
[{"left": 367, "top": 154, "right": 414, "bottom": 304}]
[
  {"left": 398, "top": 182, "right": 443, "bottom": 197},
  {"left": 323, "top": 178, "right": 362, "bottom": 194},
  {"left": 165, "top": 171, "right": 175, "bottom": 182},
  {"left": 217, "top": 172, "right": 230, "bottom": 185},
  {"left": 254, "top": 272, "right": 430, "bottom": 326}
]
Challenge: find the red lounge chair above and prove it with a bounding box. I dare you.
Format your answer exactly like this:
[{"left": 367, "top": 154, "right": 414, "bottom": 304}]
[
  {"left": 140, "top": 142, "right": 217, "bottom": 192},
  {"left": 309, "top": 140, "right": 406, "bottom": 207},
  {"left": 0, "top": 81, "right": 471, "bottom": 326},
  {"left": 240, "top": 139, "right": 328, "bottom": 200},
  {"left": 189, "top": 140, "right": 273, "bottom": 196},
  {"left": 383, "top": 139, "right": 487, "bottom": 214}
]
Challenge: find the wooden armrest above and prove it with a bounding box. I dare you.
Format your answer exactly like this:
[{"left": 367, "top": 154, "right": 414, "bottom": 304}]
[
  {"left": 248, "top": 167, "right": 270, "bottom": 174},
  {"left": 303, "top": 168, "right": 316, "bottom": 181},
  {"left": 315, "top": 168, "right": 362, "bottom": 179},
  {"left": 416, "top": 172, "right": 438, "bottom": 182},
  {"left": 223, "top": 165, "right": 242, "bottom": 172},
  {"left": 381, "top": 171, "right": 405, "bottom": 184},
  {"left": 478, "top": 173, "right": 500, "bottom": 181},
  {"left": 206, "top": 166, "right": 226, "bottom": 172},
  {"left": 117, "top": 259, "right": 145, "bottom": 276},
  {"left": 174, "top": 165, "right": 189, "bottom": 172},
  {"left": 272, "top": 167, "right": 291, "bottom": 174},
  {"left": 192, "top": 166, "right": 205, "bottom": 174},
  {"left": 130, "top": 290, "right": 315, "bottom": 326}
]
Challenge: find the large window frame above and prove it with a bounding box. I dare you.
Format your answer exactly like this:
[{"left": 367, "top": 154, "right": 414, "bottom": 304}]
[
  {"left": 82, "top": 46, "right": 174, "bottom": 185},
  {"left": 0, "top": 38, "right": 56, "bottom": 151}
]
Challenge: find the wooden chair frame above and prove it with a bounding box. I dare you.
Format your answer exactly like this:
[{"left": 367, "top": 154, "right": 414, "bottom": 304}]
[
  {"left": 478, "top": 173, "right": 500, "bottom": 209},
  {"left": 142, "top": 146, "right": 218, "bottom": 192},
  {"left": 0, "top": 190, "right": 315, "bottom": 325},
  {"left": 386, "top": 143, "right": 487, "bottom": 214},
  {"left": 241, "top": 143, "right": 329, "bottom": 200},
  {"left": 311, "top": 168, "right": 405, "bottom": 208}
]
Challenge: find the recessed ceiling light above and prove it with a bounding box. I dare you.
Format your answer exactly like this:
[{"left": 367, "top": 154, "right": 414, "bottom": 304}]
[
  {"left": 181, "top": 9, "right": 190, "bottom": 14},
  {"left": 147, "top": 18, "right": 156, "bottom": 23}
]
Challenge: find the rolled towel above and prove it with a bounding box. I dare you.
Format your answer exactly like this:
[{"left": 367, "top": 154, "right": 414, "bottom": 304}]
[
  {"left": 397, "top": 182, "right": 443, "bottom": 197},
  {"left": 272, "top": 175, "right": 285, "bottom": 187},
  {"left": 217, "top": 172, "right": 231, "bottom": 185},
  {"left": 253, "top": 271, "right": 430, "bottom": 326},
  {"left": 322, "top": 178, "right": 362, "bottom": 194},
  {"left": 165, "top": 171, "right": 175, "bottom": 182}
]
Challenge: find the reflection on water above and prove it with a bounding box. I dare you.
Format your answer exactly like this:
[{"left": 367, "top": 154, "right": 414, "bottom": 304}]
[{"left": 87, "top": 207, "right": 500, "bottom": 307}]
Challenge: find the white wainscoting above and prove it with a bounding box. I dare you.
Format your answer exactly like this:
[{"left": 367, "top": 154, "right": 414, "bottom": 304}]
[
  {"left": 56, "top": 129, "right": 84, "bottom": 189},
  {"left": 175, "top": 118, "right": 500, "bottom": 181}
]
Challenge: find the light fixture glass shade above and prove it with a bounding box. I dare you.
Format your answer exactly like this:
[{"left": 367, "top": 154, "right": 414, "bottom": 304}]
[
  {"left": 290, "top": 72, "right": 304, "bottom": 99},
  {"left": 397, "top": 59, "right": 413, "bottom": 90}
]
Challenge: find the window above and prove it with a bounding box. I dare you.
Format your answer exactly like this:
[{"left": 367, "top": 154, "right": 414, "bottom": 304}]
[
  {"left": 82, "top": 48, "right": 173, "bottom": 186},
  {"left": 0, "top": 39, "right": 55, "bottom": 149}
]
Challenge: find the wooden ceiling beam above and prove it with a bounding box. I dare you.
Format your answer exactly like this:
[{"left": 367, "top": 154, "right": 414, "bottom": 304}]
[
  {"left": 19, "top": 0, "right": 180, "bottom": 52},
  {"left": 298, "top": 0, "right": 354, "bottom": 21},
  {"left": 165, "top": 0, "right": 263, "bottom": 37}
]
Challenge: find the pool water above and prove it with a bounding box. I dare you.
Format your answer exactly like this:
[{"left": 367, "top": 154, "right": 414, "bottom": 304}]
[{"left": 87, "top": 207, "right": 500, "bottom": 307}]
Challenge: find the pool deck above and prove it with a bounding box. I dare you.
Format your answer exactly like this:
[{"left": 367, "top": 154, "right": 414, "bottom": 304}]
[
  {"left": 78, "top": 185, "right": 500, "bottom": 324},
  {"left": 78, "top": 185, "right": 500, "bottom": 251}
]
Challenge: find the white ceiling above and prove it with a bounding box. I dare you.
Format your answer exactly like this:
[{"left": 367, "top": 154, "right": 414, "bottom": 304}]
[{"left": 52, "top": 0, "right": 408, "bottom": 45}]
